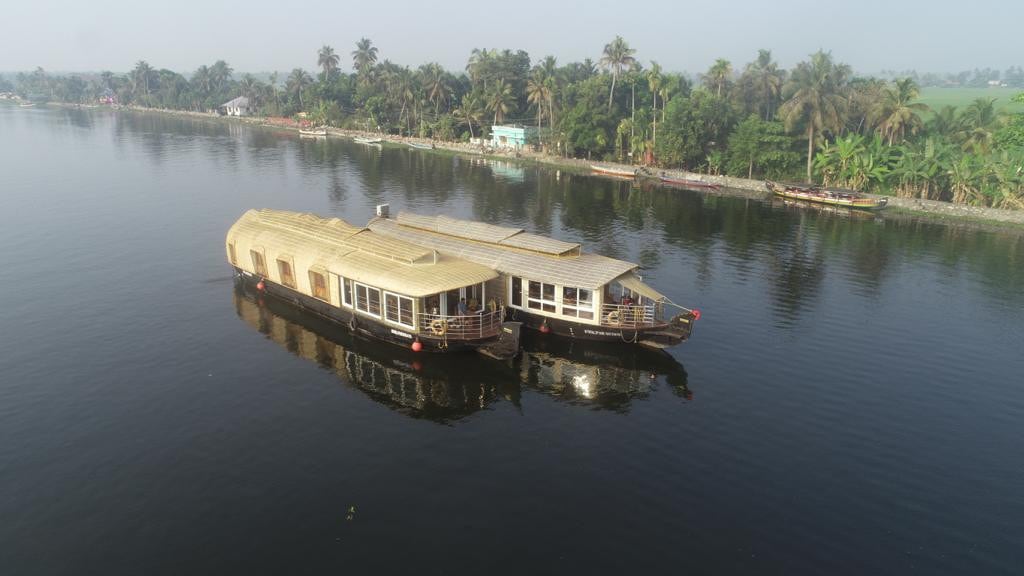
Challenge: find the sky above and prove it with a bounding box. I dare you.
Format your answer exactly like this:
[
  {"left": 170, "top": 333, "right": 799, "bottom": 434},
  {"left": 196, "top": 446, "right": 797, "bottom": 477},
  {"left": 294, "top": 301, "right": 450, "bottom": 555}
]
[{"left": 1, "top": 0, "right": 1020, "bottom": 76}]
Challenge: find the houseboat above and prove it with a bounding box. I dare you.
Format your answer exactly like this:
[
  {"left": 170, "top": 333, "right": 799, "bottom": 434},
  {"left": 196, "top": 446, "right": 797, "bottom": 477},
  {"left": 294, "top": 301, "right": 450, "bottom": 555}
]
[
  {"left": 225, "top": 208, "right": 519, "bottom": 356},
  {"left": 765, "top": 180, "right": 888, "bottom": 209},
  {"left": 367, "top": 210, "right": 700, "bottom": 348}
]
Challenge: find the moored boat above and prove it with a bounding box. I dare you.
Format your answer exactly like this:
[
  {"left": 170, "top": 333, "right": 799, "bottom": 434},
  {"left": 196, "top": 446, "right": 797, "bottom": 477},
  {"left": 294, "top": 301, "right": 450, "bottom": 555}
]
[
  {"left": 367, "top": 209, "right": 701, "bottom": 349},
  {"left": 765, "top": 180, "right": 888, "bottom": 209},
  {"left": 299, "top": 127, "right": 328, "bottom": 136},
  {"left": 354, "top": 136, "right": 383, "bottom": 144},
  {"left": 407, "top": 141, "right": 434, "bottom": 150},
  {"left": 658, "top": 173, "right": 721, "bottom": 190},
  {"left": 226, "top": 209, "right": 520, "bottom": 357},
  {"left": 590, "top": 164, "right": 637, "bottom": 179}
]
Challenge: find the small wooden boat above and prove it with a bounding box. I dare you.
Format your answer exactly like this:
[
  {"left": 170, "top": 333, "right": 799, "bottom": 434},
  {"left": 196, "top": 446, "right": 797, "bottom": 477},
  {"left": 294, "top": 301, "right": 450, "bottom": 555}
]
[
  {"left": 368, "top": 210, "right": 701, "bottom": 349},
  {"left": 658, "top": 174, "right": 721, "bottom": 191},
  {"left": 226, "top": 209, "right": 521, "bottom": 357},
  {"left": 354, "top": 136, "right": 383, "bottom": 144},
  {"left": 765, "top": 181, "right": 888, "bottom": 210},
  {"left": 18, "top": 102, "right": 36, "bottom": 108},
  {"left": 407, "top": 142, "right": 434, "bottom": 150},
  {"left": 590, "top": 164, "right": 637, "bottom": 179},
  {"left": 299, "top": 127, "right": 327, "bottom": 137}
]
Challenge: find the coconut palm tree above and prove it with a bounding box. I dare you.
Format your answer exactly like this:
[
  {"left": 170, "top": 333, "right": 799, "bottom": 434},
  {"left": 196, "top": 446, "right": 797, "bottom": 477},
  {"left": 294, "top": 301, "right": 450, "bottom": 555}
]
[
  {"left": 526, "top": 69, "right": 551, "bottom": 129},
  {"left": 486, "top": 79, "right": 514, "bottom": 124},
  {"left": 317, "top": 45, "right": 340, "bottom": 82},
  {"left": 352, "top": 38, "right": 378, "bottom": 85},
  {"left": 210, "top": 60, "right": 233, "bottom": 91},
  {"left": 779, "top": 50, "right": 850, "bottom": 182},
  {"left": 454, "top": 92, "right": 485, "bottom": 139},
  {"left": 704, "top": 58, "right": 732, "bottom": 98},
  {"left": 870, "top": 78, "right": 930, "bottom": 145},
  {"left": 420, "top": 63, "right": 450, "bottom": 116},
  {"left": 745, "top": 49, "right": 783, "bottom": 120},
  {"left": 599, "top": 36, "right": 636, "bottom": 111},
  {"left": 132, "top": 61, "right": 154, "bottom": 98},
  {"left": 959, "top": 97, "right": 1001, "bottom": 153},
  {"left": 239, "top": 74, "right": 263, "bottom": 109},
  {"left": 646, "top": 61, "right": 663, "bottom": 147},
  {"left": 287, "top": 68, "right": 312, "bottom": 109}
]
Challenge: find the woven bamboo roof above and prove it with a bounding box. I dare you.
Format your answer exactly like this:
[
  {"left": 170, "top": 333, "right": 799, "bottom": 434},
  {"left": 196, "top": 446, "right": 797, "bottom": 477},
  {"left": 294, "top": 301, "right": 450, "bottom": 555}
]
[
  {"left": 227, "top": 209, "right": 497, "bottom": 296},
  {"left": 395, "top": 212, "right": 580, "bottom": 257},
  {"left": 368, "top": 213, "right": 639, "bottom": 289}
]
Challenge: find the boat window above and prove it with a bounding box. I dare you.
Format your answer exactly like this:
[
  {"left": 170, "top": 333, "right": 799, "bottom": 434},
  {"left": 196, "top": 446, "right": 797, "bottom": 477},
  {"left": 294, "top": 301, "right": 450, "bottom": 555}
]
[
  {"left": 384, "top": 292, "right": 415, "bottom": 328},
  {"left": 250, "top": 250, "right": 267, "bottom": 277},
  {"left": 228, "top": 243, "right": 237, "bottom": 265},
  {"left": 562, "top": 286, "right": 594, "bottom": 320},
  {"left": 511, "top": 277, "right": 522, "bottom": 307},
  {"left": 309, "top": 270, "right": 329, "bottom": 301},
  {"left": 340, "top": 277, "right": 353, "bottom": 308},
  {"left": 527, "top": 280, "right": 557, "bottom": 313},
  {"left": 277, "top": 259, "right": 295, "bottom": 288},
  {"left": 355, "top": 283, "right": 382, "bottom": 317}
]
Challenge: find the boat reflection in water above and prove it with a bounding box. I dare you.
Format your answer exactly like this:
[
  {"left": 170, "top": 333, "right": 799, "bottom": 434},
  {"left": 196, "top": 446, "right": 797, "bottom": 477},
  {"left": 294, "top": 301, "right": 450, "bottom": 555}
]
[{"left": 233, "top": 285, "right": 691, "bottom": 422}]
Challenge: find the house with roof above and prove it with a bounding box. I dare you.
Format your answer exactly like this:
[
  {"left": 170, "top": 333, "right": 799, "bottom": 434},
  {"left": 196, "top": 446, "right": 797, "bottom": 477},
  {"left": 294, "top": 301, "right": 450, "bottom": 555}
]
[
  {"left": 220, "top": 96, "right": 252, "bottom": 117},
  {"left": 490, "top": 124, "right": 539, "bottom": 150}
]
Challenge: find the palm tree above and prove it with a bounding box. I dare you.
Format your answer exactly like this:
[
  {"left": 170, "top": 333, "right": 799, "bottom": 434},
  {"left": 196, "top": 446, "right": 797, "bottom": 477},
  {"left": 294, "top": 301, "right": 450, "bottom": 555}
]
[
  {"left": 746, "top": 49, "right": 783, "bottom": 120},
  {"left": 210, "top": 60, "right": 233, "bottom": 91},
  {"left": 454, "top": 92, "right": 485, "bottom": 139},
  {"left": 871, "top": 78, "right": 930, "bottom": 145},
  {"left": 486, "top": 79, "right": 514, "bottom": 124},
  {"left": 287, "top": 68, "right": 312, "bottom": 109},
  {"left": 268, "top": 71, "right": 280, "bottom": 111},
  {"left": 239, "top": 74, "right": 263, "bottom": 109},
  {"left": 599, "top": 36, "right": 636, "bottom": 111},
  {"left": 647, "top": 61, "right": 663, "bottom": 147},
  {"left": 420, "top": 63, "right": 450, "bottom": 116},
  {"left": 352, "top": 38, "right": 379, "bottom": 85},
  {"left": 317, "top": 45, "right": 340, "bottom": 82},
  {"left": 959, "top": 97, "right": 1000, "bottom": 153},
  {"left": 779, "top": 50, "right": 850, "bottom": 182},
  {"left": 704, "top": 58, "right": 732, "bottom": 98},
  {"left": 132, "top": 61, "right": 154, "bottom": 97},
  {"left": 527, "top": 68, "right": 553, "bottom": 129}
]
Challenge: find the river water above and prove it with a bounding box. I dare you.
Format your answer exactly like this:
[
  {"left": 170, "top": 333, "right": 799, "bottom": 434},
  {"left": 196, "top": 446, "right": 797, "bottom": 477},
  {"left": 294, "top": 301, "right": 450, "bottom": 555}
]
[{"left": 2, "top": 106, "right": 1022, "bottom": 575}]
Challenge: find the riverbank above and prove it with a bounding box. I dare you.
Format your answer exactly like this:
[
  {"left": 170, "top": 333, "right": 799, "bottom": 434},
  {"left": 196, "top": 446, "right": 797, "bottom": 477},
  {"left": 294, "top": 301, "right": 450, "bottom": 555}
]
[{"left": 99, "top": 104, "right": 1024, "bottom": 233}]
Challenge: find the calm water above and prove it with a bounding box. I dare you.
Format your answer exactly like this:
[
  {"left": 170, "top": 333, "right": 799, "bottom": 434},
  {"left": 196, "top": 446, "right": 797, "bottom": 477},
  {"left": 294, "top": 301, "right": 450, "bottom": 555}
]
[{"left": 2, "top": 106, "right": 1022, "bottom": 575}]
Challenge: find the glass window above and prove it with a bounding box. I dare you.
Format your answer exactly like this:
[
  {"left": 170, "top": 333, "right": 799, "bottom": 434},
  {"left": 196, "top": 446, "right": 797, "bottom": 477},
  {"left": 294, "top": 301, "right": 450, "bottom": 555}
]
[
  {"left": 309, "top": 270, "right": 329, "bottom": 301},
  {"left": 341, "top": 277, "right": 353, "bottom": 307},
  {"left": 277, "top": 259, "right": 295, "bottom": 288},
  {"left": 250, "top": 250, "right": 267, "bottom": 276},
  {"left": 562, "top": 286, "right": 594, "bottom": 319},
  {"left": 385, "top": 292, "right": 415, "bottom": 328},
  {"left": 527, "top": 280, "right": 557, "bottom": 313},
  {"left": 355, "top": 283, "right": 381, "bottom": 317}
]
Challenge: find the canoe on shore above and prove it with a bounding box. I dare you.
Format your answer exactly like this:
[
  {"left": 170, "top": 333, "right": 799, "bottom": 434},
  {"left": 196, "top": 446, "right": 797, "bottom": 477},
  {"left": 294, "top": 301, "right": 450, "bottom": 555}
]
[
  {"left": 658, "top": 174, "right": 721, "bottom": 191},
  {"left": 765, "top": 180, "right": 888, "bottom": 210},
  {"left": 590, "top": 164, "right": 637, "bottom": 178},
  {"left": 355, "top": 136, "right": 383, "bottom": 144},
  {"left": 407, "top": 142, "right": 434, "bottom": 150},
  {"left": 299, "top": 128, "right": 327, "bottom": 137}
]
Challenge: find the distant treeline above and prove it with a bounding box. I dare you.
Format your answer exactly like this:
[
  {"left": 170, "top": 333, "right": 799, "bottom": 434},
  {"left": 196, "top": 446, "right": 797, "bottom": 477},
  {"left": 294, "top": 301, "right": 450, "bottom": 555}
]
[{"left": 5, "top": 40, "right": 1023, "bottom": 209}]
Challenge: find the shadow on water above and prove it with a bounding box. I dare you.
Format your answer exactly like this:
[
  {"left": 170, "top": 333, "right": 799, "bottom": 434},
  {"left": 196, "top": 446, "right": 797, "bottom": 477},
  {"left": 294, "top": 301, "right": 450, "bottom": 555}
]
[{"left": 232, "top": 284, "right": 690, "bottom": 423}]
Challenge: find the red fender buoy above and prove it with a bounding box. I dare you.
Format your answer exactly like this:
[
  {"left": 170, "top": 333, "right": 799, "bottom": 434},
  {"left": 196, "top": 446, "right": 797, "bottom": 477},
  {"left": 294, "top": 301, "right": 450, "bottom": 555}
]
[
  {"left": 539, "top": 322, "right": 550, "bottom": 334},
  {"left": 256, "top": 279, "right": 266, "bottom": 292},
  {"left": 411, "top": 339, "right": 423, "bottom": 352},
  {"left": 691, "top": 309, "right": 701, "bottom": 321}
]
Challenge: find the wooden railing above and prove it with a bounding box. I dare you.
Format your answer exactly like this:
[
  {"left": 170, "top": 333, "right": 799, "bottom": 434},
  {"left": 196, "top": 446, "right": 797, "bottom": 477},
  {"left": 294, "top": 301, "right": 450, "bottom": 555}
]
[
  {"left": 418, "top": 308, "right": 504, "bottom": 340},
  {"left": 599, "top": 303, "right": 656, "bottom": 328}
]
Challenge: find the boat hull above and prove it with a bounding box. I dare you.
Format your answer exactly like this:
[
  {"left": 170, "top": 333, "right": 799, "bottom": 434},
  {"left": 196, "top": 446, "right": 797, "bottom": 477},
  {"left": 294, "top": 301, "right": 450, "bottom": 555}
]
[
  {"left": 766, "top": 181, "right": 887, "bottom": 210},
  {"left": 659, "top": 176, "right": 721, "bottom": 190},
  {"left": 506, "top": 307, "right": 694, "bottom": 348},
  {"left": 234, "top": 268, "right": 494, "bottom": 353},
  {"left": 590, "top": 165, "right": 637, "bottom": 178}
]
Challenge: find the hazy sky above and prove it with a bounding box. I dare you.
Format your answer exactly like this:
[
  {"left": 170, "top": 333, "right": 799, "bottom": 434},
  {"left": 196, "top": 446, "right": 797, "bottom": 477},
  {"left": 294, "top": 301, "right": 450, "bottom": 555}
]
[{"left": 2, "top": 0, "right": 1020, "bottom": 75}]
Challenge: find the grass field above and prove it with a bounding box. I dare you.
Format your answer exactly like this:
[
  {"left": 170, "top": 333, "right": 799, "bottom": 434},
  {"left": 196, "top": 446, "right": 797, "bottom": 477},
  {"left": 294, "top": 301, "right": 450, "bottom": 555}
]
[{"left": 918, "top": 87, "right": 1024, "bottom": 113}]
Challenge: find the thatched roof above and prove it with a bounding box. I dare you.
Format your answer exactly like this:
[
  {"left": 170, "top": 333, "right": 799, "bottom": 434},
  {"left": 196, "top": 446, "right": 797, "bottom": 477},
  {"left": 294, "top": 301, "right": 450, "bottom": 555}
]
[
  {"left": 227, "top": 209, "right": 497, "bottom": 296},
  {"left": 368, "top": 212, "right": 639, "bottom": 290}
]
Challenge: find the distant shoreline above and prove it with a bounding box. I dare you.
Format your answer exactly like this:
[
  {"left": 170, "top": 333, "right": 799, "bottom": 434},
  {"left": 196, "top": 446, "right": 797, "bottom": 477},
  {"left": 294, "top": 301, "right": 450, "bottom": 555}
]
[{"left": 42, "top": 102, "right": 1024, "bottom": 234}]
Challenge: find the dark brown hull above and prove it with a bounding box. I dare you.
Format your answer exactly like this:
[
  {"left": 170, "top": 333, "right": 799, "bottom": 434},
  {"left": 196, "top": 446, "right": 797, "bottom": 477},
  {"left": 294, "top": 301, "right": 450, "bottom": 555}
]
[{"left": 506, "top": 307, "right": 694, "bottom": 349}]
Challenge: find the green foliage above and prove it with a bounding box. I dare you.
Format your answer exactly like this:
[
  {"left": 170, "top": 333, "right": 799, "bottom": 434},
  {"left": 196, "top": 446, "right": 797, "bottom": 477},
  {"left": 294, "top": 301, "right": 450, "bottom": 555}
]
[{"left": 726, "top": 115, "right": 800, "bottom": 178}]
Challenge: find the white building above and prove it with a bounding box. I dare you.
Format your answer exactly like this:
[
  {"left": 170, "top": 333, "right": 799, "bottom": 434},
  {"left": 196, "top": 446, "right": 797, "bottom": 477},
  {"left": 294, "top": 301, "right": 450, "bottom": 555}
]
[{"left": 220, "top": 96, "right": 252, "bottom": 117}]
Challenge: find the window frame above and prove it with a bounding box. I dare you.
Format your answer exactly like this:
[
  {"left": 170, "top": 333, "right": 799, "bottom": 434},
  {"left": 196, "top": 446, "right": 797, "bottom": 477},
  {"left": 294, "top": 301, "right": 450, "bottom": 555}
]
[
  {"left": 384, "top": 291, "right": 415, "bottom": 329},
  {"left": 276, "top": 257, "right": 296, "bottom": 288},
  {"left": 250, "top": 249, "right": 267, "bottom": 277},
  {"left": 340, "top": 276, "right": 353, "bottom": 308},
  {"left": 354, "top": 282, "right": 382, "bottom": 318},
  {"left": 308, "top": 269, "right": 329, "bottom": 302},
  {"left": 561, "top": 286, "right": 594, "bottom": 320},
  {"left": 527, "top": 280, "right": 557, "bottom": 313}
]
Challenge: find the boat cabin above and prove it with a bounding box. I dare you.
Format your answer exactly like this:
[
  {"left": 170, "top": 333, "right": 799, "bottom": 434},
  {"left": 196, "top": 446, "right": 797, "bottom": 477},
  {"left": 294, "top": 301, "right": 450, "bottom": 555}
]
[
  {"left": 225, "top": 209, "right": 508, "bottom": 349},
  {"left": 367, "top": 211, "right": 696, "bottom": 346}
]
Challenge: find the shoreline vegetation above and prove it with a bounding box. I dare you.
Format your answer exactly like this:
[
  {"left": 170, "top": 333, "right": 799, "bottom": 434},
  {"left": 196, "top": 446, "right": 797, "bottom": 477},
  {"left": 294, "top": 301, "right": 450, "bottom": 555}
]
[{"left": 4, "top": 38, "right": 1023, "bottom": 230}]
